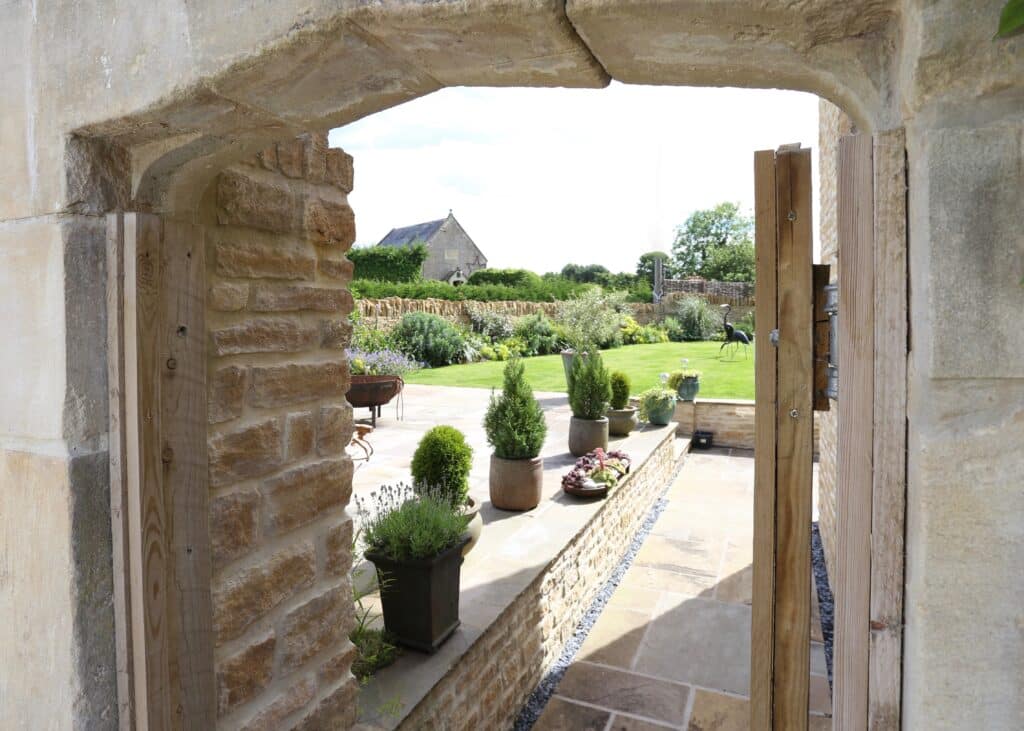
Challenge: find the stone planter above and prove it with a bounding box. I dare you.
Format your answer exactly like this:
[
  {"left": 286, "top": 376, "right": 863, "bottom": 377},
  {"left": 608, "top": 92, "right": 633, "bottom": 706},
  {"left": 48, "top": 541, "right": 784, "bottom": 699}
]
[
  {"left": 365, "top": 535, "right": 470, "bottom": 653},
  {"left": 569, "top": 416, "right": 609, "bottom": 457},
  {"left": 607, "top": 407, "right": 638, "bottom": 437},
  {"left": 460, "top": 496, "right": 483, "bottom": 556},
  {"left": 676, "top": 377, "right": 700, "bottom": 402},
  {"left": 489, "top": 455, "right": 544, "bottom": 511}
]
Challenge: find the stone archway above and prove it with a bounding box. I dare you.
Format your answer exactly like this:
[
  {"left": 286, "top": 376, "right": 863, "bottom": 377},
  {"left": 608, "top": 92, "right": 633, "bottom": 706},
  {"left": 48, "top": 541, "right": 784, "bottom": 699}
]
[{"left": 3, "top": 2, "right": 1022, "bottom": 730}]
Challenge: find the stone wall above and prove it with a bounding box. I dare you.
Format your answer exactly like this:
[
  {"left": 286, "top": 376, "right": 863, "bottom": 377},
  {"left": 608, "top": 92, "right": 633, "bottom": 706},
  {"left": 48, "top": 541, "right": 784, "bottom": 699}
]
[
  {"left": 671, "top": 399, "right": 821, "bottom": 457},
  {"left": 204, "top": 134, "right": 360, "bottom": 730},
  {"left": 663, "top": 277, "right": 755, "bottom": 305},
  {"left": 400, "top": 429, "right": 679, "bottom": 729},
  {"left": 357, "top": 294, "right": 753, "bottom": 329},
  {"left": 815, "top": 99, "right": 855, "bottom": 583}
]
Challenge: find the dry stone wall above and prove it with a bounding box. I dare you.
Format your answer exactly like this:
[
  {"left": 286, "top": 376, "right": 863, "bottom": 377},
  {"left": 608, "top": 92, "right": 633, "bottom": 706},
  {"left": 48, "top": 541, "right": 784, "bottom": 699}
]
[
  {"left": 357, "top": 293, "right": 752, "bottom": 329},
  {"left": 671, "top": 399, "right": 821, "bottom": 457},
  {"left": 400, "top": 429, "right": 678, "bottom": 729},
  {"left": 815, "top": 99, "right": 855, "bottom": 583},
  {"left": 205, "top": 133, "right": 359, "bottom": 731}
]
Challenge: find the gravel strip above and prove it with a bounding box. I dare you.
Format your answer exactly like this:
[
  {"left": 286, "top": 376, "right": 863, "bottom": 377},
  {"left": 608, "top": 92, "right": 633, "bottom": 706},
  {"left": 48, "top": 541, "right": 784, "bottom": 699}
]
[
  {"left": 513, "top": 452, "right": 688, "bottom": 730},
  {"left": 811, "top": 521, "right": 835, "bottom": 688}
]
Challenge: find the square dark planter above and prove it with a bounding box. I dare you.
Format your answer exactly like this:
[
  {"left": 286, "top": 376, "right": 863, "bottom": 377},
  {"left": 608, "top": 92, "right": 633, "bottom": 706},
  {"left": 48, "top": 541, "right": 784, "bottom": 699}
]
[
  {"left": 693, "top": 430, "right": 714, "bottom": 449},
  {"left": 365, "top": 535, "right": 470, "bottom": 653}
]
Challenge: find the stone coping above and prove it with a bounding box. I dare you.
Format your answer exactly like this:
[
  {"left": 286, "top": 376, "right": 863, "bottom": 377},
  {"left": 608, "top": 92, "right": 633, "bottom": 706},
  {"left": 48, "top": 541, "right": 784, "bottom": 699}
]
[{"left": 354, "top": 417, "right": 679, "bottom": 728}]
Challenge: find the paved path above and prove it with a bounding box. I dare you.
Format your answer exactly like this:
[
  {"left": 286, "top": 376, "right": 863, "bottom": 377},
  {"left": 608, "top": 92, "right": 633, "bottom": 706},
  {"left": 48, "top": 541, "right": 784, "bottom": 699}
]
[{"left": 533, "top": 448, "right": 831, "bottom": 730}]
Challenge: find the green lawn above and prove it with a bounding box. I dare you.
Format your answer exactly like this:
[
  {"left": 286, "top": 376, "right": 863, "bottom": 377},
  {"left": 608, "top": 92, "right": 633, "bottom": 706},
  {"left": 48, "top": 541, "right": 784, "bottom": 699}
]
[{"left": 405, "top": 342, "right": 754, "bottom": 400}]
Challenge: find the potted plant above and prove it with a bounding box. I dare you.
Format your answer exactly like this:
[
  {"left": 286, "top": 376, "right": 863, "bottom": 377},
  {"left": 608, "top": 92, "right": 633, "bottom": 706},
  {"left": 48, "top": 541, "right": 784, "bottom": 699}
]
[
  {"left": 639, "top": 387, "right": 678, "bottom": 426},
  {"left": 668, "top": 369, "right": 702, "bottom": 402},
  {"left": 561, "top": 448, "right": 632, "bottom": 498},
  {"left": 556, "top": 289, "right": 630, "bottom": 387},
  {"left": 484, "top": 358, "right": 547, "bottom": 511},
  {"left": 607, "top": 371, "right": 638, "bottom": 436},
  {"left": 346, "top": 347, "right": 420, "bottom": 426},
  {"left": 411, "top": 425, "right": 481, "bottom": 555},
  {"left": 361, "top": 489, "right": 470, "bottom": 653},
  {"left": 567, "top": 350, "right": 612, "bottom": 457}
]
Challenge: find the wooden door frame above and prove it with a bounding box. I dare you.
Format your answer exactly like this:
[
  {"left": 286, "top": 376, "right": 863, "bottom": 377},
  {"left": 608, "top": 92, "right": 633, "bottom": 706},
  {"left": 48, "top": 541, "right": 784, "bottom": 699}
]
[
  {"left": 751, "top": 133, "right": 908, "bottom": 731},
  {"left": 107, "top": 212, "right": 216, "bottom": 730}
]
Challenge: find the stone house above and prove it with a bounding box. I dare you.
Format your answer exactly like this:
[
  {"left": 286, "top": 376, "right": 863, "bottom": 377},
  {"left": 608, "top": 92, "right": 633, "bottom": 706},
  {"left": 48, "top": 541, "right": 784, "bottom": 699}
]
[{"left": 377, "top": 211, "right": 487, "bottom": 283}]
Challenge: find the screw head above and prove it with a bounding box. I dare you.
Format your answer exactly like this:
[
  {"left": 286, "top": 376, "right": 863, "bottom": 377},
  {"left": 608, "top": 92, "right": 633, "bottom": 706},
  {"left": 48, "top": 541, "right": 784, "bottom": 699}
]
[
  {"left": 166, "top": 357, "right": 177, "bottom": 370},
  {"left": 787, "top": 211, "right": 797, "bottom": 221},
  {"left": 790, "top": 408, "right": 800, "bottom": 419}
]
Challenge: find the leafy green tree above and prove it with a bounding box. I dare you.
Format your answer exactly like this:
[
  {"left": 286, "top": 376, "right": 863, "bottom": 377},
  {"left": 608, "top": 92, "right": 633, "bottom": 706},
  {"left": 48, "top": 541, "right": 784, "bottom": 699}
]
[
  {"left": 671, "top": 202, "right": 753, "bottom": 277},
  {"left": 560, "top": 263, "right": 611, "bottom": 283},
  {"left": 636, "top": 251, "right": 673, "bottom": 285},
  {"left": 700, "top": 240, "right": 755, "bottom": 282}
]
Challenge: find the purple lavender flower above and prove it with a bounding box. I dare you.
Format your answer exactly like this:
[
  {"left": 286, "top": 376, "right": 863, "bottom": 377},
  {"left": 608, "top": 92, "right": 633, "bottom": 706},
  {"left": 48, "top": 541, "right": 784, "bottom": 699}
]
[{"left": 346, "top": 347, "right": 422, "bottom": 377}]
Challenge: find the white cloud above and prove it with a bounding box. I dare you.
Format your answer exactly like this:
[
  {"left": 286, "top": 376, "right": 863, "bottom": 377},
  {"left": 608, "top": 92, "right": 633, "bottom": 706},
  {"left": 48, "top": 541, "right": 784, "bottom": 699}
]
[{"left": 330, "top": 83, "right": 820, "bottom": 274}]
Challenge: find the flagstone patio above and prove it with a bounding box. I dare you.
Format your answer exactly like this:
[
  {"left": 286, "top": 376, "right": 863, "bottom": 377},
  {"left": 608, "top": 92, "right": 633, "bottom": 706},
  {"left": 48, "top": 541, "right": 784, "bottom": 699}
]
[{"left": 533, "top": 448, "right": 831, "bottom": 730}]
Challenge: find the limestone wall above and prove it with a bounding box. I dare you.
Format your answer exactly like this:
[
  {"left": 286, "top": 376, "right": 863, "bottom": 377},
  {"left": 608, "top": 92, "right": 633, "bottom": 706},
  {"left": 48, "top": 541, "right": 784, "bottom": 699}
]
[
  {"left": 399, "top": 428, "right": 678, "bottom": 728},
  {"left": 814, "top": 99, "right": 855, "bottom": 583},
  {"left": 204, "top": 134, "right": 359, "bottom": 730}
]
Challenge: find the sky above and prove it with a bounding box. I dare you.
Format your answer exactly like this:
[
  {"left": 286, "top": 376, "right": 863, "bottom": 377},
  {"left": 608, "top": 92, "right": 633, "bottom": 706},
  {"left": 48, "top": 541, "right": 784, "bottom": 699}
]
[{"left": 329, "top": 83, "right": 820, "bottom": 275}]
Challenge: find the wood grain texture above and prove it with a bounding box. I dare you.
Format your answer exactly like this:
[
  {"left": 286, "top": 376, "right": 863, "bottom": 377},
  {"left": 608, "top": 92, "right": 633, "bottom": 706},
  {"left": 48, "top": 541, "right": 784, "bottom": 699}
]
[
  {"left": 123, "top": 213, "right": 174, "bottom": 729},
  {"left": 107, "top": 213, "right": 136, "bottom": 731},
  {"left": 161, "top": 221, "right": 216, "bottom": 729},
  {"left": 834, "top": 134, "right": 874, "bottom": 731},
  {"left": 772, "top": 147, "right": 814, "bottom": 731},
  {"left": 869, "top": 129, "right": 907, "bottom": 731},
  {"left": 751, "top": 148, "right": 779, "bottom": 731}
]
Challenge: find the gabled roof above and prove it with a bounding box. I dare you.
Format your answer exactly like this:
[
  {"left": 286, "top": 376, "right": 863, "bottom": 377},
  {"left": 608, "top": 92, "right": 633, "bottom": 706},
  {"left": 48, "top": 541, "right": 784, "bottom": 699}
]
[{"left": 377, "top": 218, "right": 446, "bottom": 248}]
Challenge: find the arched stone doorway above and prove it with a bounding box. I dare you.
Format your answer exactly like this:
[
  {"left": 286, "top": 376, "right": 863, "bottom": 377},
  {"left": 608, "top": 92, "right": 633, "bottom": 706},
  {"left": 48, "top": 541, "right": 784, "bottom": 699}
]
[{"left": 3, "top": 2, "right": 1021, "bottom": 730}]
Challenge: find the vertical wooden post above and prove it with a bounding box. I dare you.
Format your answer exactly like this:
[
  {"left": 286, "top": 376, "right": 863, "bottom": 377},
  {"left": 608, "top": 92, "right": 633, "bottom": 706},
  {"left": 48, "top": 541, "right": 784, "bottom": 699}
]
[
  {"left": 869, "top": 129, "right": 907, "bottom": 731},
  {"left": 108, "top": 213, "right": 214, "bottom": 730},
  {"left": 751, "top": 149, "right": 779, "bottom": 731},
  {"left": 751, "top": 146, "right": 813, "bottom": 731},
  {"left": 834, "top": 134, "right": 874, "bottom": 731},
  {"left": 773, "top": 147, "right": 814, "bottom": 731}
]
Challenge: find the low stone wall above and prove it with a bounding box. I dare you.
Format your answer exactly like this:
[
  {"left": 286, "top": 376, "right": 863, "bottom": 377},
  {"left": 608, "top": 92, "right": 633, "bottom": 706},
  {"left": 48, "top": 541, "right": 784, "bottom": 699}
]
[
  {"left": 672, "top": 399, "right": 821, "bottom": 457},
  {"left": 399, "top": 429, "right": 679, "bottom": 729},
  {"left": 357, "top": 296, "right": 752, "bottom": 329}
]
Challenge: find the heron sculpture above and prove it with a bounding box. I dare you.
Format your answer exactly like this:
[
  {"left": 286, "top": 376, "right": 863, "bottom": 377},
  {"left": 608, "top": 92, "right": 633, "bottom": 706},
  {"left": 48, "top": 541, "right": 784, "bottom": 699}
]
[{"left": 719, "top": 304, "right": 751, "bottom": 359}]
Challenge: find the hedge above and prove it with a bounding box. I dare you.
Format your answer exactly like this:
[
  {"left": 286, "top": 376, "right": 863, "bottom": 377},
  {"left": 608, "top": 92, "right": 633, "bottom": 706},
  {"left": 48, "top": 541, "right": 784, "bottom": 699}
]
[{"left": 348, "top": 243, "right": 428, "bottom": 282}]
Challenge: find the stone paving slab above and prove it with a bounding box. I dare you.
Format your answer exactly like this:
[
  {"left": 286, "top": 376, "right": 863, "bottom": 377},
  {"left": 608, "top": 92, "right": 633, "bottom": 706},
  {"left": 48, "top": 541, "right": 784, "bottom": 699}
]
[{"left": 535, "top": 449, "right": 831, "bottom": 730}]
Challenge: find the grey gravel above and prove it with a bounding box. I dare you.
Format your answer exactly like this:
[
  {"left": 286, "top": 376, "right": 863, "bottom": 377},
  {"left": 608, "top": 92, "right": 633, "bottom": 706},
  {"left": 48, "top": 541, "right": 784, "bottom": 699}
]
[
  {"left": 513, "top": 454, "right": 687, "bottom": 730},
  {"left": 811, "top": 521, "right": 835, "bottom": 688}
]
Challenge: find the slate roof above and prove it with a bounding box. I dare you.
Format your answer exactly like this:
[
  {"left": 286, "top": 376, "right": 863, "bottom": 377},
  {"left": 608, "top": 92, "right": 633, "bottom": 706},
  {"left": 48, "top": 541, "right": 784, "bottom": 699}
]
[{"left": 377, "top": 218, "right": 446, "bottom": 248}]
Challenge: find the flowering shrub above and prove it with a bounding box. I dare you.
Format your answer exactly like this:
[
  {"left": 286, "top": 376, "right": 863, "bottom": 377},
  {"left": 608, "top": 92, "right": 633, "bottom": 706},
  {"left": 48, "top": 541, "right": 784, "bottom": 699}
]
[
  {"left": 561, "top": 448, "right": 631, "bottom": 491},
  {"left": 347, "top": 347, "right": 420, "bottom": 377}
]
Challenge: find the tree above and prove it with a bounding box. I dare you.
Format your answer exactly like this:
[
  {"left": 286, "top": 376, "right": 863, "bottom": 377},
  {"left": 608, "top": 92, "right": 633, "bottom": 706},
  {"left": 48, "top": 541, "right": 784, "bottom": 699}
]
[
  {"left": 700, "top": 240, "right": 755, "bottom": 282},
  {"left": 560, "top": 263, "right": 610, "bottom": 283},
  {"left": 671, "top": 202, "right": 753, "bottom": 277},
  {"left": 635, "top": 251, "right": 673, "bottom": 285}
]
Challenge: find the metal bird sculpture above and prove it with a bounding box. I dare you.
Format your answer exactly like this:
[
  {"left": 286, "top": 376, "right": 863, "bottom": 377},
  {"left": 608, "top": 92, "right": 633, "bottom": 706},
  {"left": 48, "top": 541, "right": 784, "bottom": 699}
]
[{"left": 719, "top": 304, "right": 751, "bottom": 359}]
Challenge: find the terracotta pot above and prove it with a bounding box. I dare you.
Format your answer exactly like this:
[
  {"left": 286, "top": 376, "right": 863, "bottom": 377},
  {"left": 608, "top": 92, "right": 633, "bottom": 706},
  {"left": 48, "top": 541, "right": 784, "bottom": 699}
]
[
  {"left": 607, "top": 407, "right": 638, "bottom": 436},
  {"left": 569, "top": 416, "right": 609, "bottom": 457},
  {"left": 489, "top": 455, "right": 544, "bottom": 511},
  {"left": 460, "top": 496, "right": 483, "bottom": 556}
]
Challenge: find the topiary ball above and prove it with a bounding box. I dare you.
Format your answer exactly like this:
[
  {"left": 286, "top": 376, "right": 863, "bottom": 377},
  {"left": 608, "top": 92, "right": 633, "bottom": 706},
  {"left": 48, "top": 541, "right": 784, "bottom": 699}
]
[{"left": 411, "top": 425, "right": 474, "bottom": 506}]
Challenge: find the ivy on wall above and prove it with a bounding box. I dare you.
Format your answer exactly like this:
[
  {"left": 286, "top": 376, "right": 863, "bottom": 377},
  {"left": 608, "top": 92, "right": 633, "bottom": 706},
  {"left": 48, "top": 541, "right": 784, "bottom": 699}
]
[{"left": 348, "top": 242, "right": 429, "bottom": 282}]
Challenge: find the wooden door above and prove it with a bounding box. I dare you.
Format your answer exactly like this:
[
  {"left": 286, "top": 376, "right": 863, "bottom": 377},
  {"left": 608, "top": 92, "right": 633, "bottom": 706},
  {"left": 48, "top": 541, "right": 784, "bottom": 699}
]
[
  {"left": 751, "top": 145, "right": 814, "bottom": 731},
  {"left": 107, "top": 213, "right": 215, "bottom": 730}
]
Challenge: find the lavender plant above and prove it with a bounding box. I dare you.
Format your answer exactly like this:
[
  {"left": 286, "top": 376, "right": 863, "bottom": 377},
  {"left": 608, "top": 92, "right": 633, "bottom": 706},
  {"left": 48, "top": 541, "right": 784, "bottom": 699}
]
[{"left": 347, "top": 347, "right": 421, "bottom": 377}]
